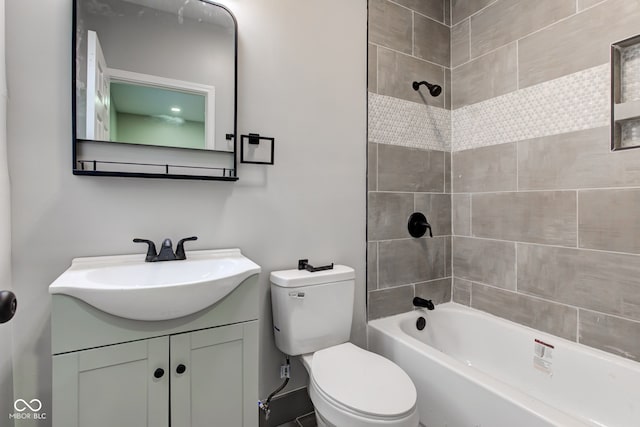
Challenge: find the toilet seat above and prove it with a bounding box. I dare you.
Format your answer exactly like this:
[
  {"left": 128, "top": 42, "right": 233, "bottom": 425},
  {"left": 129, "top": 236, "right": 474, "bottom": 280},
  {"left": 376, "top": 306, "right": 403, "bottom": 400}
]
[{"left": 306, "top": 343, "right": 418, "bottom": 426}]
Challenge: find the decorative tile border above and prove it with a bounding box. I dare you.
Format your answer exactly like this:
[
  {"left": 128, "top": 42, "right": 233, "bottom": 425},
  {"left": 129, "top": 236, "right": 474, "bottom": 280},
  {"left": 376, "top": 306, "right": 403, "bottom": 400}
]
[
  {"left": 452, "top": 64, "right": 610, "bottom": 151},
  {"left": 370, "top": 64, "right": 623, "bottom": 153},
  {"left": 368, "top": 93, "right": 451, "bottom": 152}
]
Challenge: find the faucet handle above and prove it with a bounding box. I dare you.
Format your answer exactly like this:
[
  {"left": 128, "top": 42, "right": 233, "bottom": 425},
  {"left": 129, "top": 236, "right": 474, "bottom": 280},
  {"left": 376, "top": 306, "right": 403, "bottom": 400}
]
[
  {"left": 133, "top": 238, "right": 158, "bottom": 262},
  {"left": 176, "top": 236, "right": 198, "bottom": 260}
]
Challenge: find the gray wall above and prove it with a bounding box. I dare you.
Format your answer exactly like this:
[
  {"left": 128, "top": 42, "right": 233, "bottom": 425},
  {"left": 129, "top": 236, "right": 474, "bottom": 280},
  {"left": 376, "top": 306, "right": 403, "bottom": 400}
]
[
  {"left": 450, "top": 0, "right": 640, "bottom": 361},
  {"left": 6, "top": 1, "right": 366, "bottom": 424},
  {"left": 367, "top": 0, "right": 453, "bottom": 319}
]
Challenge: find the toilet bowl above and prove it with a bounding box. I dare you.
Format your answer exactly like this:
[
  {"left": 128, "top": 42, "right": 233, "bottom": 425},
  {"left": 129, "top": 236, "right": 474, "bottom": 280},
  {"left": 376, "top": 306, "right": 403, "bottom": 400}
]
[
  {"left": 301, "top": 343, "right": 419, "bottom": 427},
  {"left": 269, "top": 265, "right": 419, "bottom": 427}
]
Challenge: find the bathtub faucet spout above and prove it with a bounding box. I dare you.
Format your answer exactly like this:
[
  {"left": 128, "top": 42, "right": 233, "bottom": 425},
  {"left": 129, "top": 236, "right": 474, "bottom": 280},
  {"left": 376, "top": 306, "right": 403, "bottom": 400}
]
[{"left": 413, "top": 297, "right": 434, "bottom": 310}]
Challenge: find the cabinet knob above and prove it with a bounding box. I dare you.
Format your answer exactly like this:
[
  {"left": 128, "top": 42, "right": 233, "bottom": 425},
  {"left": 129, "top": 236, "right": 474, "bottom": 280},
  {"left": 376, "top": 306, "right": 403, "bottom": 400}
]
[
  {"left": 154, "top": 368, "right": 165, "bottom": 379},
  {"left": 176, "top": 364, "right": 186, "bottom": 374}
]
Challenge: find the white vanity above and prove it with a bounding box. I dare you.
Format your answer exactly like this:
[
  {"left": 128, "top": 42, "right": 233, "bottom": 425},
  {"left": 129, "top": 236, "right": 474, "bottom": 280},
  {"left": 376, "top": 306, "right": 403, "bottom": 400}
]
[{"left": 49, "top": 249, "right": 260, "bottom": 427}]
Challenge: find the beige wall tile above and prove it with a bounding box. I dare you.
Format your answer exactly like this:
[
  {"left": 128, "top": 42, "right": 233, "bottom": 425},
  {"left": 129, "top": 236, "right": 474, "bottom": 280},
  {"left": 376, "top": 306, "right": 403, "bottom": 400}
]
[
  {"left": 518, "top": 243, "right": 640, "bottom": 322},
  {"left": 578, "top": 0, "right": 605, "bottom": 11},
  {"left": 394, "top": 0, "right": 445, "bottom": 23},
  {"left": 472, "top": 191, "right": 577, "bottom": 246},
  {"left": 369, "top": 285, "right": 414, "bottom": 319},
  {"left": 452, "top": 143, "right": 517, "bottom": 193},
  {"left": 378, "top": 144, "right": 445, "bottom": 192},
  {"left": 452, "top": 43, "right": 517, "bottom": 108},
  {"left": 452, "top": 237, "right": 516, "bottom": 289},
  {"left": 368, "top": 142, "right": 377, "bottom": 191},
  {"left": 452, "top": 194, "right": 471, "bottom": 236},
  {"left": 451, "top": 19, "right": 470, "bottom": 68},
  {"left": 378, "top": 48, "right": 445, "bottom": 107},
  {"left": 369, "top": 0, "right": 412, "bottom": 54},
  {"left": 379, "top": 237, "right": 446, "bottom": 287},
  {"left": 579, "top": 309, "right": 640, "bottom": 360},
  {"left": 517, "top": 127, "right": 640, "bottom": 190},
  {"left": 415, "top": 277, "right": 452, "bottom": 305},
  {"left": 472, "top": 283, "right": 578, "bottom": 340},
  {"left": 368, "top": 192, "right": 414, "bottom": 240},
  {"left": 579, "top": 189, "right": 640, "bottom": 254},
  {"left": 414, "top": 193, "right": 452, "bottom": 236},
  {"left": 519, "top": 0, "right": 640, "bottom": 88},
  {"left": 453, "top": 278, "right": 472, "bottom": 305},
  {"left": 470, "top": 0, "right": 574, "bottom": 58},
  {"left": 414, "top": 14, "right": 450, "bottom": 67},
  {"left": 367, "top": 242, "right": 378, "bottom": 291},
  {"left": 444, "top": 0, "right": 450, "bottom": 25},
  {"left": 368, "top": 43, "right": 377, "bottom": 93},
  {"left": 451, "top": 0, "right": 494, "bottom": 26}
]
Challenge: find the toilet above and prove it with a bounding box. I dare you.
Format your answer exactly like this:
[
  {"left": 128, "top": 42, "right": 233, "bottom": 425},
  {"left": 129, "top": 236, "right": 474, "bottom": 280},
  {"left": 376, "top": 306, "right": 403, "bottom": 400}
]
[{"left": 270, "top": 265, "right": 419, "bottom": 427}]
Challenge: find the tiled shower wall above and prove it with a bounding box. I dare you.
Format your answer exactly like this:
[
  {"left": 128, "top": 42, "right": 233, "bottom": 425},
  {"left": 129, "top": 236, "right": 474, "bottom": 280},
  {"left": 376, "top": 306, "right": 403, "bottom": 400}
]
[
  {"left": 450, "top": 0, "right": 640, "bottom": 361},
  {"left": 367, "top": 0, "right": 453, "bottom": 319}
]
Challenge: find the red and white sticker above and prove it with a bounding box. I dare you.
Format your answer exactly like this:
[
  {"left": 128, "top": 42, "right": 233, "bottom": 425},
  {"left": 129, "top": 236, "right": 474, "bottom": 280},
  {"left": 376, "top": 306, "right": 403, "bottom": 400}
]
[{"left": 533, "top": 339, "right": 554, "bottom": 375}]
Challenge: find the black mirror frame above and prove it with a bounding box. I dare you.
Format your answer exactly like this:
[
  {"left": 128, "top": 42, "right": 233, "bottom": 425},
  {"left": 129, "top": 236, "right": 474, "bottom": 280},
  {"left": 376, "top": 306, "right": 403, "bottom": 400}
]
[{"left": 71, "top": 0, "right": 239, "bottom": 181}]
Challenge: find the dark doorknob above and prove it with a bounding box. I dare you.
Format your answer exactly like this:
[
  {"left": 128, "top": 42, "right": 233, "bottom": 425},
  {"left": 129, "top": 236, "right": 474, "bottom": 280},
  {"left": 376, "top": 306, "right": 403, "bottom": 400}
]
[
  {"left": 154, "top": 368, "right": 165, "bottom": 379},
  {"left": 176, "top": 364, "right": 186, "bottom": 374},
  {"left": 0, "top": 290, "right": 17, "bottom": 324}
]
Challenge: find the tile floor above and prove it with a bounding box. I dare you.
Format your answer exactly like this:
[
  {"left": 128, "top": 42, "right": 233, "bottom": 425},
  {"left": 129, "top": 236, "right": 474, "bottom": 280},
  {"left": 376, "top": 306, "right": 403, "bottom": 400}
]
[{"left": 277, "top": 411, "right": 316, "bottom": 427}]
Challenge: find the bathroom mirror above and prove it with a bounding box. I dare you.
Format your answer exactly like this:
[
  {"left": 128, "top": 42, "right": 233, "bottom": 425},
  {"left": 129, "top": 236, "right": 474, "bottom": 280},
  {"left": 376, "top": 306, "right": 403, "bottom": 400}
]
[{"left": 73, "top": 0, "right": 238, "bottom": 180}]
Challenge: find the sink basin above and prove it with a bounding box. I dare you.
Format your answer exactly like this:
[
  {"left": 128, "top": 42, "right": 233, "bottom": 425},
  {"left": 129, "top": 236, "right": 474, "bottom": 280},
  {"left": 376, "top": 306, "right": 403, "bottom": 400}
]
[{"left": 49, "top": 249, "right": 261, "bottom": 321}]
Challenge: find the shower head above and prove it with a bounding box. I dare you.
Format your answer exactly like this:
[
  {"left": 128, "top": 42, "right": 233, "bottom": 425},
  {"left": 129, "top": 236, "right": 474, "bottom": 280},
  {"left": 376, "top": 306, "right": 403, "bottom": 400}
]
[{"left": 412, "top": 80, "right": 442, "bottom": 97}]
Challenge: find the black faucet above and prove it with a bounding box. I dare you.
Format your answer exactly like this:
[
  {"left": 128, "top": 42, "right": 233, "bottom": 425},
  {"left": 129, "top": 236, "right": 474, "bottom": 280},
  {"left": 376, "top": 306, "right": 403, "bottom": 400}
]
[
  {"left": 133, "top": 236, "right": 198, "bottom": 262},
  {"left": 413, "top": 297, "right": 435, "bottom": 310}
]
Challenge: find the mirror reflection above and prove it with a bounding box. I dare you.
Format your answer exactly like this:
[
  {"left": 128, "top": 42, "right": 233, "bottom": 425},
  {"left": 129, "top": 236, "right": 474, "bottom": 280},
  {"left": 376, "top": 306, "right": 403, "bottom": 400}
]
[{"left": 75, "top": 0, "right": 235, "bottom": 152}]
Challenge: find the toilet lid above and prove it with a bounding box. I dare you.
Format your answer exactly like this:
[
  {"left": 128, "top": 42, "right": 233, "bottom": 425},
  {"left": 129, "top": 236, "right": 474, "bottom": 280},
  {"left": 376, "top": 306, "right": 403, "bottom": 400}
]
[{"left": 310, "top": 343, "right": 417, "bottom": 418}]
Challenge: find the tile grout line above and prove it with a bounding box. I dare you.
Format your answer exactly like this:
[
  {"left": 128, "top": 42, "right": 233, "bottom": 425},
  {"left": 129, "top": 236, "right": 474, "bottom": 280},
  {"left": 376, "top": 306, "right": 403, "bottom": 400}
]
[
  {"left": 450, "top": 0, "right": 499, "bottom": 27},
  {"left": 453, "top": 234, "right": 640, "bottom": 258},
  {"left": 580, "top": 306, "right": 640, "bottom": 326},
  {"left": 370, "top": 190, "right": 449, "bottom": 195},
  {"left": 468, "top": 279, "right": 583, "bottom": 314},
  {"left": 375, "top": 276, "right": 455, "bottom": 292},
  {"left": 576, "top": 190, "right": 580, "bottom": 248},
  {"left": 373, "top": 43, "right": 449, "bottom": 72},
  {"left": 576, "top": 308, "right": 580, "bottom": 343},
  {"left": 445, "top": 186, "right": 640, "bottom": 194},
  {"left": 386, "top": 0, "right": 448, "bottom": 26}
]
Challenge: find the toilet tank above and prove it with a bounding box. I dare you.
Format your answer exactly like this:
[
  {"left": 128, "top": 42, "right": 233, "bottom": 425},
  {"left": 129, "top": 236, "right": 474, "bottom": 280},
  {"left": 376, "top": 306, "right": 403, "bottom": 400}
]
[{"left": 270, "top": 265, "right": 355, "bottom": 356}]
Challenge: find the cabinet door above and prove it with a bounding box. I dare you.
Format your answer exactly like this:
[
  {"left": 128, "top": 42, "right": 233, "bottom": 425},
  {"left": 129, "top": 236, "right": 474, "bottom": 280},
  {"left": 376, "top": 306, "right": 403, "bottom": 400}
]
[
  {"left": 171, "top": 321, "right": 258, "bottom": 427},
  {"left": 52, "top": 337, "right": 169, "bottom": 427}
]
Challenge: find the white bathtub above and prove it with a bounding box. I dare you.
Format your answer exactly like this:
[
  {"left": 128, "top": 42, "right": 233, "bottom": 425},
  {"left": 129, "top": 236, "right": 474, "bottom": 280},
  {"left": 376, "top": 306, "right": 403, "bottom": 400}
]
[{"left": 368, "top": 302, "right": 640, "bottom": 427}]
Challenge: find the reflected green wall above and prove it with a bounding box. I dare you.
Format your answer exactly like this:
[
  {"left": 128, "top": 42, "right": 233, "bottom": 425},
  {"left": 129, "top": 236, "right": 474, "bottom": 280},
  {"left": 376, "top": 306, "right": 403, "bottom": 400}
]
[{"left": 115, "top": 113, "right": 205, "bottom": 149}]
